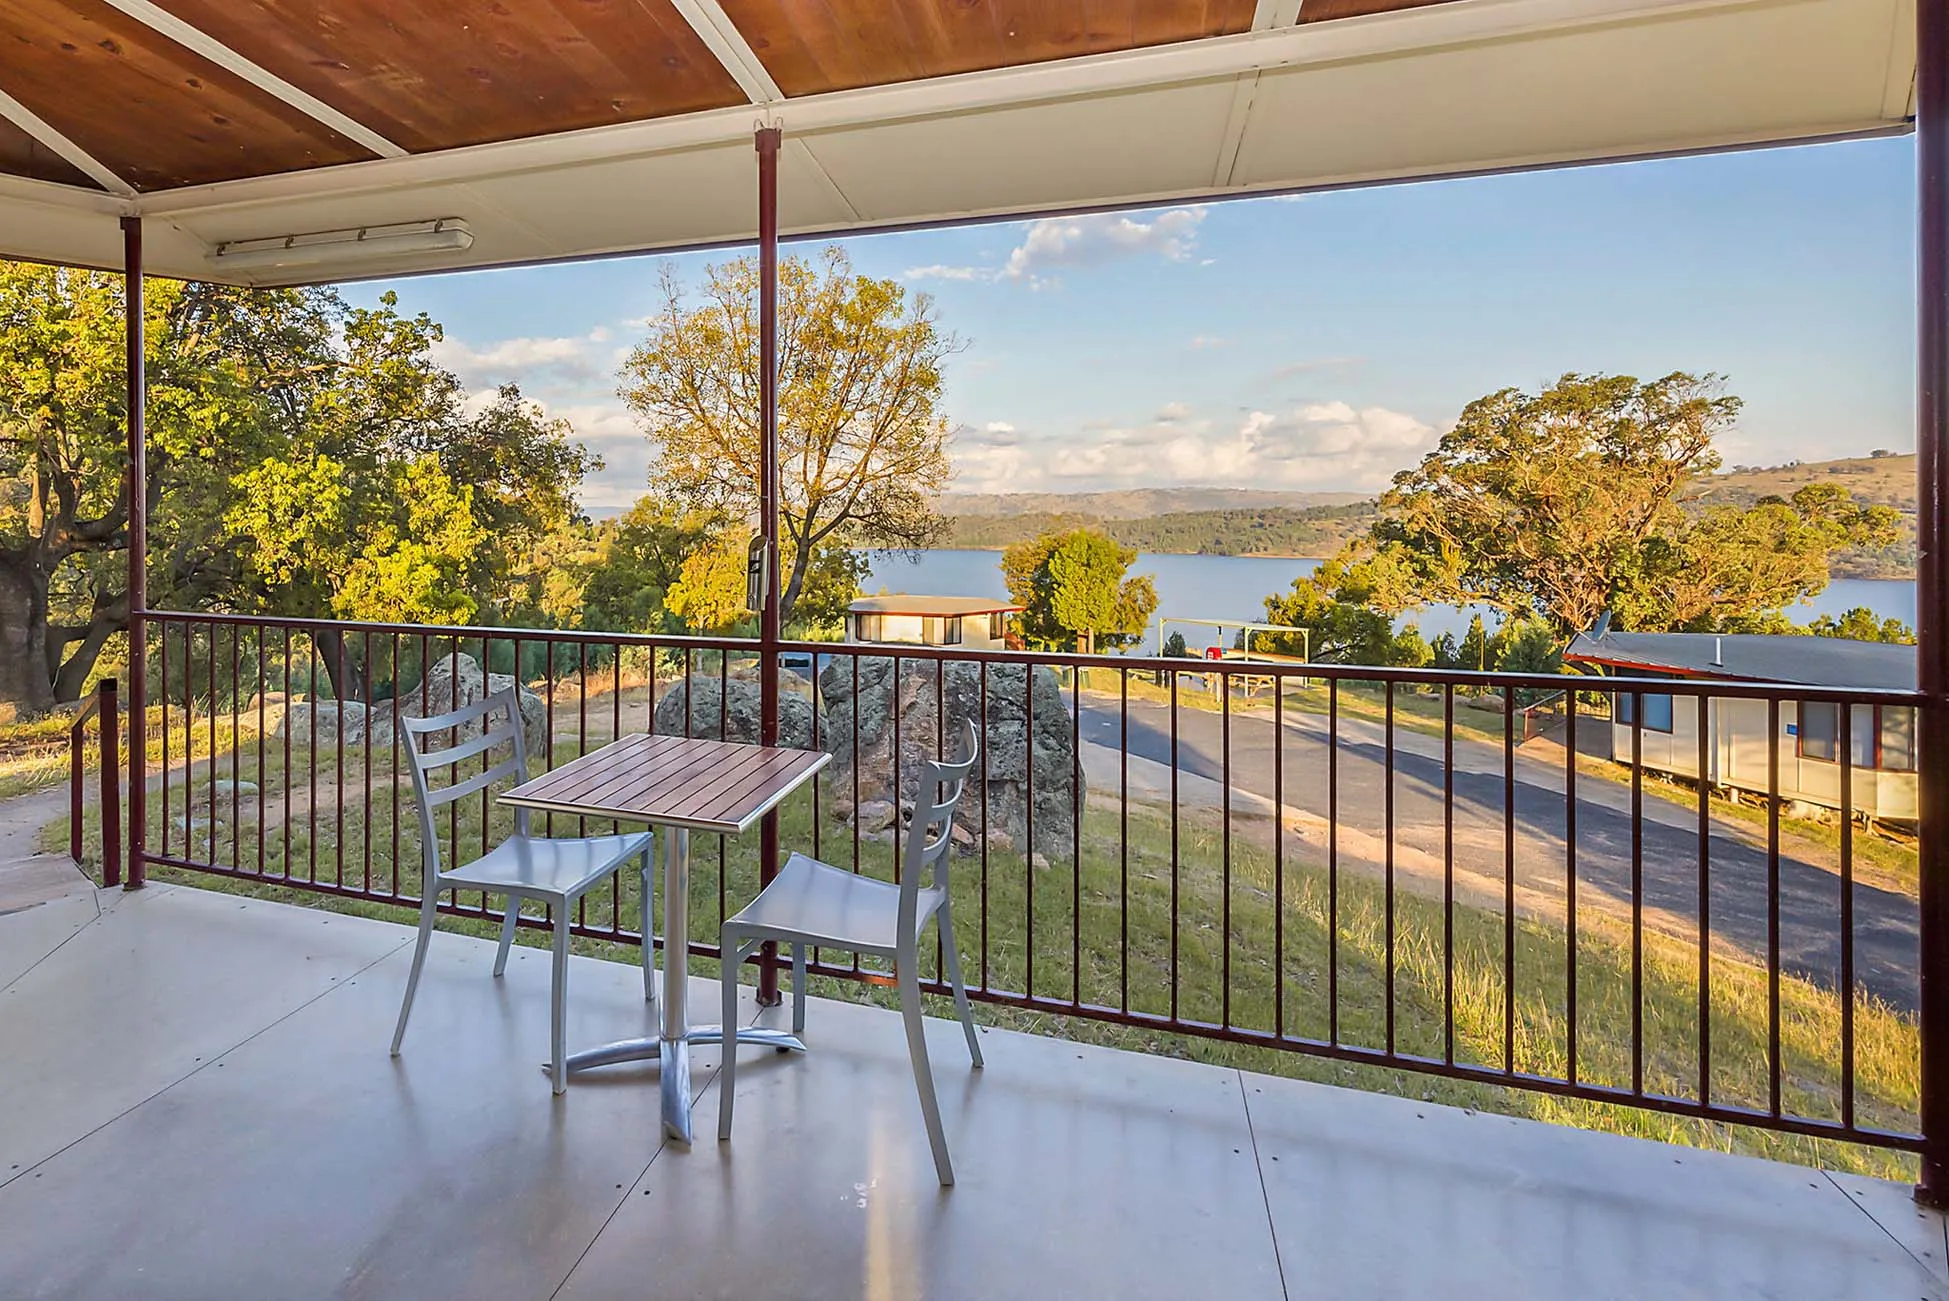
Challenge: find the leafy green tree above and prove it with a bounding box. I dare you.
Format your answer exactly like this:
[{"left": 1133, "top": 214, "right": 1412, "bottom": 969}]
[
  {"left": 1496, "top": 617, "right": 1563, "bottom": 675},
  {"left": 576, "top": 499, "right": 712, "bottom": 634},
  {"left": 0, "top": 264, "right": 331, "bottom": 709},
  {"left": 1001, "top": 529, "right": 1157, "bottom": 651},
  {"left": 1260, "top": 554, "right": 1429, "bottom": 667},
  {"left": 622, "top": 246, "right": 954, "bottom": 626},
  {"left": 225, "top": 294, "right": 595, "bottom": 696},
  {"left": 1456, "top": 614, "right": 1498, "bottom": 672},
  {"left": 1809, "top": 606, "right": 1915, "bottom": 644},
  {"left": 1162, "top": 630, "right": 1192, "bottom": 659},
  {"left": 1370, "top": 372, "right": 1896, "bottom": 636},
  {"left": 665, "top": 533, "right": 752, "bottom": 634}
]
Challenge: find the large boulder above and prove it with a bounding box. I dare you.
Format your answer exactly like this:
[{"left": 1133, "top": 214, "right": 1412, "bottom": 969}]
[
  {"left": 275, "top": 651, "right": 545, "bottom": 754},
  {"left": 652, "top": 674, "right": 815, "bottom": 751},
  {"left": 818, "top": 656, "right": 1079, "bottom": 857},
  {"left": 277, "top": 698, "right": 367, "bottom": 745}
]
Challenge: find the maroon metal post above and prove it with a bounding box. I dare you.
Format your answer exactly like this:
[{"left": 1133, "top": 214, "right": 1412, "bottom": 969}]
[
  {"left": 1919, "top": 0, "right": 1949, "bottom": 1207},
  {"left": 122, "top": 215, "right": 147, "bottom": 890},
  {"left": 755, "top": 124, "right": 784, "bottom": 1006},
  {"left": 101, "top": 680, "right": 121, "bottom": 887}
]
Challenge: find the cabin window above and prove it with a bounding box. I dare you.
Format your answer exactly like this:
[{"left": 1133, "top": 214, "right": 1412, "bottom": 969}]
[
  {"left": 989, "top": 612, "right": 1007, "bottom": 641},
  {"left": 1615, "top": 689, "right": 1673, "bottom": 733},
  {"left": 1798, "top": 702, "right": 1839, "bottom": 762},
  {"left": 943, "top": 616, "right": 963, "bottom": 646},
  {"left": 1881, "top": 706, "right": 1916, "bottom": 772},
  {"left": 852, "top": 613, "right": 882, "bottom": 642},
  {"left": 1798, "top": 703, "right": 1915, "bottom": 772},
  {"left": 921, "top": 616, "right": 952, "bottom": 646}
]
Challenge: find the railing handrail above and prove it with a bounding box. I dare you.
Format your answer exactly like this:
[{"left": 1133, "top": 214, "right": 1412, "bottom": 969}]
[{"left": 140, "top": 608, "right": 1924, "bottom": 706}]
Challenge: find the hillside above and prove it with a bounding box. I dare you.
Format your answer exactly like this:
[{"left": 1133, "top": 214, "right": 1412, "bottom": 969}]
[
  {"left": 1691, "top": 452, "right": 1916, "bottom": 580},
  {"left": 943, "top": 503, "right": 1376, "bottom": 557},
  {"left": 939, "top": 488, "right": 1367, "bottom": 519}
]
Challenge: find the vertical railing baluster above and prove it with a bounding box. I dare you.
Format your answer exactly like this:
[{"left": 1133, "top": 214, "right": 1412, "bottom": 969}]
[
  {"left": 1071, "top": 660, "right": 1081, "bottom": 1009},
  {"left": 1169, "top": 667, "right": 1180, "bottom": 1024},
  {"left": 361, "top": 629, "right": 371, "bottom": 894},
  {"left": 1841, "top": 699, "right": 1857, "bottom": 1132},
  {"left": 1328, "top": 677, "right": 1339, "bottom": 1047},
  {"left": 160, "top": 620, "right": 170, "bottom": 861},
  {"left": 1504, "top": 682, "right": 1516, "bottom": 1076},
  {"left": 1445, "top": 683, "right": 1456, "bottom": 1066},
  {"left": 1767, "top": 696, "right": 1782, "bottom": 1117},
  {"left": 1222, "top": 665, "right": 1232, "bottom": 1030},
  {"left": 1274, "top": 670, "right": 1284, "bottom": 1040},
  {"left": 1384, "top": 679, "right": 1395, "bottom": 1057},
  {"left": 1631, "top": 690, "right": 1644, "bottom": 1096},
  {"left": 1567, "top": 690, "right": 1580, "bottom": 1086},
  {"left": 977, "top": 659, "right": 987, "bottom": 990},
  {"left": 1696, "top": 692, "right": 1710, "bottom": 1107},
  {"left": 1120, "top": 665, "right": 1130, "bottom": 1017}
]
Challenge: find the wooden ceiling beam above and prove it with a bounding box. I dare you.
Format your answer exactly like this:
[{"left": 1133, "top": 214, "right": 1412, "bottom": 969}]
[
  {"left": 98, "top": 0, "right": 406, "bottom": 159},
  {"left": 0, "top": 85, "right": 133, "bottom": 197}
]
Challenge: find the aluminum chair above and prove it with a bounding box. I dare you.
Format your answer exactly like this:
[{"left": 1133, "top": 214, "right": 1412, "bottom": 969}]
[
  {"left": 718, "top": 721, "right": 983, "bottom": 1185},
  {"left": 391, "top": 689, "right": 656, "bottom": 1093}
]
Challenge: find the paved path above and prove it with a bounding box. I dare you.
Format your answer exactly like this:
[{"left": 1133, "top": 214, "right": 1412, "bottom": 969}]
[
  {"left": 1078, "top": 693, "right": 1919, "bottom": 1015},
  {"left": 0, "top": 788, "right": 91, "bottom": 916}
]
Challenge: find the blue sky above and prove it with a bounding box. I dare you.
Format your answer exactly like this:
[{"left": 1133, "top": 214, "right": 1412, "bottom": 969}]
[{"left": 348, "top": 134, "right": 1917, "bottom": 514}]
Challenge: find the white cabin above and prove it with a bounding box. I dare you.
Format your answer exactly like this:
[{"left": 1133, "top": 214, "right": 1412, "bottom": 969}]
[
  {"left": 846, "top": 596, "right": 1020, "bottom": 651},
  {"left": 1564, "top": 631, "right": 1917, "bottom": 822}
]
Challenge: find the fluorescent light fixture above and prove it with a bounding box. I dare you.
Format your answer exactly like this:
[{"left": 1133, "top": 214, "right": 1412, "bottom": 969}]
[{"left": 208, "top": 218, "right": 473, "bottom": 273}]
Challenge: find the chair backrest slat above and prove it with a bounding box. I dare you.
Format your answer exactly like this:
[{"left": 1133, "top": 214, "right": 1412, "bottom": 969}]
[
  {"left": 397, "top": 688, "right": 531, "bottom": 889},
  {"left": 898, "top": 720, "right": 979, "bottom": 947}
]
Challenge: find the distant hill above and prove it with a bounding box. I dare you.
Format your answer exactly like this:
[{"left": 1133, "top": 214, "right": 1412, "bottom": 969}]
[
  {"left": 1692, "top": 452, "right": 1915, "bottom": 511},
  {"left": 943, "top": 503, "right": 1376, "bottom": 558},
  {"left": 939, "top": 488, "right": 1368, "bottom": 519},
  {"left": 1690, "top": 452, "right": 1916, "bottom": 580}
]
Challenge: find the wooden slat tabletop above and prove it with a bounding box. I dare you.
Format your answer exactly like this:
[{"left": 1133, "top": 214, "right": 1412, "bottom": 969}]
[{"left": 500, "top": 733, "right": 829, "bottom": 833}]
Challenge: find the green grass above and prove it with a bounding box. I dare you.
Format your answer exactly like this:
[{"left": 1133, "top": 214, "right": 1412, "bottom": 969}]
[{"left": 49, "top": 697, "right": 1920, "bottom": 1183}]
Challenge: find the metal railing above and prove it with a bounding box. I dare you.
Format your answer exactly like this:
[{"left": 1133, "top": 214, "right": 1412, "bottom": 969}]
[
  {"left": 139, "top": 610, "right": 1925, "bottom": 1154},
  {"left": 68, "top": 678, "right": 121, "bottom": 887}
]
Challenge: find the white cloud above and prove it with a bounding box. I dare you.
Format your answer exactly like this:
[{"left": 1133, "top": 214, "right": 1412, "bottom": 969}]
[
  {"left": 949, "top": 400, "right": 1436, "bottom": 495},
  {"left": 432, "top": 327, "right": 617, "bottom": 389},
  {"left": 904, "top": 264, "right": 985, "bottom": 282},
  {"left": 982, "top": 420, "right": 1018, "bottom": 435},
  {"left": 1189, "top": 335, "right": 1229, "bottom": 350},
  {"left": 1001, "top": 208, "right": 1206, "bottom": 285},
  {"left": 903, "top": 208, "right": 1208, "bottom": 289}
]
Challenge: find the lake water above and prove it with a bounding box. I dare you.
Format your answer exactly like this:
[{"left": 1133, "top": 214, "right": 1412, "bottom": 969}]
[{"left": 862, "top": 549, "right": 1917, "bottom": 653}]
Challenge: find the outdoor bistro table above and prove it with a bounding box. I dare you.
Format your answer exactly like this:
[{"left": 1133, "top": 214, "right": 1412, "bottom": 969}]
[{"left": 500, "top": 732, "right": 830, "bottom": 1143}]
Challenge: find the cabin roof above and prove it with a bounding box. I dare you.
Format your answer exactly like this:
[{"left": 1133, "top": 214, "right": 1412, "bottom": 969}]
[{"left": 1564, "top": 631, "right": 1916, "bottom": 691}]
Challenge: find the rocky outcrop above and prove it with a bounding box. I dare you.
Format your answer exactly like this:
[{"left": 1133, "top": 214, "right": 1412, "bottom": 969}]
[
  {"left": 818, "top": 656, "right": 1080, "bottom": 857},
  {"left": 276, "top": 652, "right": 545, "bottom": 754},
  {"left": 651, "top": 674, "right": 816, "bottom": 751}
]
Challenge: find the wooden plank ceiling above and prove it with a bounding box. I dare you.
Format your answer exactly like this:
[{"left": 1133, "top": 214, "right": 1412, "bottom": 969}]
[
  {"left": 0, "top": 0, "right": 371, "bottom": 190},
  {"left": 0, "top": 0, "right": 1458, "bottom": 194},
  {"left": 715, "top": 0, "right": 1259, "bottom": 97}
]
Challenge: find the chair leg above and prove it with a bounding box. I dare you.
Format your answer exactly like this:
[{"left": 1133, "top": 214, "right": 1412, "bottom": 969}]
[
  {"left": 640, "top": 843, "right": 657, "bottom": 1008},
  {"left": 391, "top": 897, "right": 438, "bottom": 1056},
  {"left": 550, "top": 918, "right": 571, "bottom": 1095},
  {"left": 937, "top": 906, "right": 983, "bottom": 1068},
  {"left": 791, "top": 942, "right": 808, "bottom": 1036},
  {"left": 897, "top": 958, "right": 955, "bottom": 1186},
  {"left": 718, "top": 934, "right": 742, "bottom": 1141},
  {"left": 492, "top": 897, "right": 520, "bottom": 978}
]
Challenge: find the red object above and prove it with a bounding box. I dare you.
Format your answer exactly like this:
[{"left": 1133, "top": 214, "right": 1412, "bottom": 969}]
[{"left": 1204, "top": 646, "right": 1223, "bottom": 661}]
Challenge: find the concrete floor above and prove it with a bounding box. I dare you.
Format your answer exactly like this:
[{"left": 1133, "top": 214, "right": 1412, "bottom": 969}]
[{"left": 1, "top": 882, "right": 1942, "bottom": 1301}]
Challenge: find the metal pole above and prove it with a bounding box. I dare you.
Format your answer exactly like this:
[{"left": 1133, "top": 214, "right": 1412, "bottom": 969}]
[
  {"left": 755, "top": 124, "right": 783, "bottom": 1006},
  {"left": 1918, "top": 0, "right": 1949, "bottom": 1207},
  {"left": 122, "top": 216, "right": 147, "bottom": 891}
]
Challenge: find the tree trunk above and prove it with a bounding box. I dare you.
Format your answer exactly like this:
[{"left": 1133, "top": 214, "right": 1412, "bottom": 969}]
[
  {"left": 0, "top": 554, "right": 55, "bottom": 713},
  {"left": 313, "top": 625, "right": 370, "bottom": 702}
]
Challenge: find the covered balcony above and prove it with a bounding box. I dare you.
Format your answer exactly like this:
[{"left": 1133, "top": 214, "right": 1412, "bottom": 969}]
[{"left": 2, "top": 1, "right": 1946, "bottom": 1298}]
